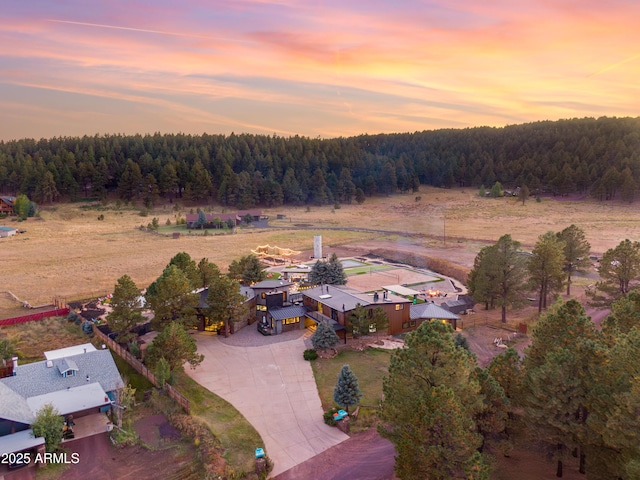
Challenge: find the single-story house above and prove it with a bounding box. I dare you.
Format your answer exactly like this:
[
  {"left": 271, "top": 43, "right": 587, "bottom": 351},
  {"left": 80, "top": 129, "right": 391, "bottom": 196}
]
[
  {"left": 410, "top": 301, "right": 461, "bottom": 330},
  {"left": 236, "top": 209, "right": 263, "bottom": 222},
  {"left": 185, "top": 213, "right": 240, "bottom": 229},
  {"left": 0, "top": 196, "right": 15, "bottom": 215},
  {"left": 0, "top": 226, "right": 17, "bottom": 238},
  {"left": 0, "top": 345, "right": 124, "bottom": 456}
]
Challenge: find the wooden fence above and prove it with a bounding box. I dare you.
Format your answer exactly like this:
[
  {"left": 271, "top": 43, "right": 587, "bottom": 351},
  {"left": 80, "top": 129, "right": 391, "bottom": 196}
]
[
  {"left": 0, "top": 307, "right": 70, "bottom": 327},
  {"left": 93, "top": 325, "right": 191, "bottom": 414}
]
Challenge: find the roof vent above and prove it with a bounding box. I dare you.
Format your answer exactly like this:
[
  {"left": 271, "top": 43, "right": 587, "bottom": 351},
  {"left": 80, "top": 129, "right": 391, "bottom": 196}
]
[{"left": 46, "top": 360, "right": 53, "bottom": 368}]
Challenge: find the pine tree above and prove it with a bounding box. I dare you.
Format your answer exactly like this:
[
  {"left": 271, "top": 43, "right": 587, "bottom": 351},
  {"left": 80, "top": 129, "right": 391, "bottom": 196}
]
[
  {"left": 378, "top": 321, "right": 485, "bottom": 479},
  {"left": 309, "top": 253, "right": 347, "bottom": 285},
  {"left": 587, "top": 239, "right": 640, "bottom": 306},
  {"left": 371, "top": 306, "right": 389, "bottom": 339},
  {"left": 145, "top": 264, "right": 198, "bottom": 330},
  {"left": 106, "top": 274, "right": 144, "bottom": 344},
  {"left": 206, "top": 275, "right": 246, "bottom": 336},
  {"left": 168, "top": 251, "right": 199, "bottom": 289},
  {"left": 333, "top": 365, "right": 362, "bottom": 414},
  {"left": 522, "top": 300, "right": 603, "bottom": 477},
  {"left": 311, "top": 321, "right": 339, "bottom": 353},
  {"left": 196, "top": 258, "right": 220, "bottom": 289},
  {"left": 469, "top": 235, "right": 527, "bottom": 322},
  {"left": 557, "top": 225, "right": 591, "bottom": 296},
  {"left": 196, "top": 209, "right": 207, "bottom": 229},
  {"left": 347, "top": 303, "right": 369, "bottom": 338},
  {"left": 145, "top": 322, "right": 204, "bottom": 372},
  {"left": 527, "top": 231, "right": 566, "bottom": 312}
]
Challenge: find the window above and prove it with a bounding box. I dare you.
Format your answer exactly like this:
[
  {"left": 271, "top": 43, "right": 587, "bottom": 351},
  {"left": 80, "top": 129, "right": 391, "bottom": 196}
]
[
  {"left": 283, "top": 317, "right": 300, "bottom": 325},
  {"left": 257, "top": 305, "right": 267, "bottom": 311},
  {"left": 395, "top": 304, "right": 404, "bottom": 310},
  {"left": 402, "top": 321, "right": 410, "bottom": 329},
  {"left": 410, "top": 320, "right": 416, "bottom": 327}
]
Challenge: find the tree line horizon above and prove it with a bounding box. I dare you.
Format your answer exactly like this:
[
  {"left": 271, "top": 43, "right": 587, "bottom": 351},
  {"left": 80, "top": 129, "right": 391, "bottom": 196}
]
[{"left": 1, "top": 116, "right": 639, "bottom": 208}]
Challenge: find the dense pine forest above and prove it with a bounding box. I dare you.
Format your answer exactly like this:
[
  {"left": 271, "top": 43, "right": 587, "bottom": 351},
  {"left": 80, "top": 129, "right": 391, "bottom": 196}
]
[{"left": 1, "top": 116, "right": 639, "bottom": 207}]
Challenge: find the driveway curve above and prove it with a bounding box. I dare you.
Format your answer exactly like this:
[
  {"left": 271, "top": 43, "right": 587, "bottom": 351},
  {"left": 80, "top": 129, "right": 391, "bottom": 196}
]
[{"left": 186, "top": 329, "right": 349, "bottom": 477}]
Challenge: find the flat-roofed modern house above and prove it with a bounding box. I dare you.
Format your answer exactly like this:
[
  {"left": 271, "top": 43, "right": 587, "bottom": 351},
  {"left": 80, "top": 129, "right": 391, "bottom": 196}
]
[{"left": 0, "top": 345, "right": 124, "bottom": 457}]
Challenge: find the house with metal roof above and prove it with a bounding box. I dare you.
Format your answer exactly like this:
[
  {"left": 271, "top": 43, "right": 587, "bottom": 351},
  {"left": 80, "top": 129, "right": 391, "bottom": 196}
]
[
  {"left": 0, "top": 196, "right": 15, "bottom": 215},
  {"left": 195, "top": 285, "right": 256, "bottom": 333},
  {"left": 410, "top": 301, "right": 461, "bottom": 330},
  {"left": 0, "top": 226, "right": 17, "bottom": 238},
  {"left": 0, "top": 346, "right": 124, "bottom": 456},
  {"left": 302, "top": 285, "right": 412, "bottom": 336}
]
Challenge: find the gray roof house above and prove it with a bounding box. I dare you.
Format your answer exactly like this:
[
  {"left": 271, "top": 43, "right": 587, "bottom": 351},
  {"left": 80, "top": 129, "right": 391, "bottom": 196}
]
[
  {"left": 410, "top": 302, "right": 460, "bottom": 330},
  {"left": 0, "top": 346, "right": 124, "bottom": 456}
]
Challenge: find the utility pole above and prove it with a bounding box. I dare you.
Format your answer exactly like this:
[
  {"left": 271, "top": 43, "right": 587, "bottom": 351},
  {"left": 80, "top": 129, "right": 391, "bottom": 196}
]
[{"left": 443, "top": 210, "right": 446, "bottom": 246}]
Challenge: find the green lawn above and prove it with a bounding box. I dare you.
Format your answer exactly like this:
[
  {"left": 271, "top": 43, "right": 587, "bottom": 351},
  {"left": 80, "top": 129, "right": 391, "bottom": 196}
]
[
  {"left": 344, "top": 264, "right": 395, "bottom": 275},
  {"left": 111, "top": 353, "right": 154, "bottom": 402},
  {"left": 173, "top": 373, "right": 263, "bottom": 476},
  {"left": 311, "top": 348, "right": 392, "bottom": 430}
]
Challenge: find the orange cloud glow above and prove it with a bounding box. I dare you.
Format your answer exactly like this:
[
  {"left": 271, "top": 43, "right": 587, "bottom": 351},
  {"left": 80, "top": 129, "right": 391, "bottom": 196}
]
[{"left": 1, "top": 1, "right": 639, "bottom": 140}]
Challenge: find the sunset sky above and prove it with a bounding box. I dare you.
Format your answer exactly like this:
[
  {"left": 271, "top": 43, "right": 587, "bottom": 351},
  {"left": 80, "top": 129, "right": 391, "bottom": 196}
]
[{"left": 1, "top": 0, "right": 639, "bottom": 141}]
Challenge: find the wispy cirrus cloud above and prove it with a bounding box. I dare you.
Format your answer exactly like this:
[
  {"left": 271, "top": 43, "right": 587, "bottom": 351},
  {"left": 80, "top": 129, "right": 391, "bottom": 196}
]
[{"left": 0, "top": 0, "right": 639, "bottom": 140}]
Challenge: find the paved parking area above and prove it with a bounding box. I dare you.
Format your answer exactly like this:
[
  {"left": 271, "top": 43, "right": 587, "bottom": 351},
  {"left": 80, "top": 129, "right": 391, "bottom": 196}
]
[{"left": 186, "top": 328, "right": 349, "bottom": 477}]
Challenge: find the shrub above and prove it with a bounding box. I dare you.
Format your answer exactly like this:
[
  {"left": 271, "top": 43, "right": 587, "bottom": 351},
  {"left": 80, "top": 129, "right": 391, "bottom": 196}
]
[
  {"left": 303, "top": 349, "right": 318, "bottom": 361},
  {"left": 97, "top": 214, "right": 104, "bottom": 221},
  {"left": 323, "top": 407, "right": 338, "bottom": 426},
  {"left": 81, "top": 320, "right": 94, "bottom": 337},
  {"left": 168, "top": 413, "right": 226, "bottom": 478},
  {"left": 67, "top": 311, "right": 80, "bottom": 324},
  {"left": 128, "top": 341, "right": 141, "bottom": 359}
]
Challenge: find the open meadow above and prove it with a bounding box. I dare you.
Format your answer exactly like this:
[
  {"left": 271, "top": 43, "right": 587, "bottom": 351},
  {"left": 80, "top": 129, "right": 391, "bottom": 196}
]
[{"left": 1, "top": 186, "right": 639, "bottom": 307}]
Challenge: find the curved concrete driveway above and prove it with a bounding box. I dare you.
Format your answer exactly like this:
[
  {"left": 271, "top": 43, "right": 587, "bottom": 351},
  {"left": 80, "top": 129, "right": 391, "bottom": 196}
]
[{"left": 186, "top": 330, "right": 349, "bottom": 477}]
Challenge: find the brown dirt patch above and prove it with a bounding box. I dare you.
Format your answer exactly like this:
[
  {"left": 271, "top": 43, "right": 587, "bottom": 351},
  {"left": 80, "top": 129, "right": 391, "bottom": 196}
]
[
  {"left": 273, "top": 429, "right": 396, "bottom": 480},
  {"left": 134, "top": 414, "right": 181, "bottom": 448},
  {"left": 56, "top": 432, "right": 200, "bottom": 480}
]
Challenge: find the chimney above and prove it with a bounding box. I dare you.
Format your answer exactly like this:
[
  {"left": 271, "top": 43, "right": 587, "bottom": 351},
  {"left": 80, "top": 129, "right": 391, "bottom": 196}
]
[{"left": 12, "top": 357, "right": 18, "bottom": 375}]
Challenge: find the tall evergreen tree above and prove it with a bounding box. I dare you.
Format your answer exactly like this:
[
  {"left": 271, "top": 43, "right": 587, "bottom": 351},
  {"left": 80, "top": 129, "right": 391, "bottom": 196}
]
[
  {"left": 145, "top": 322, "right": 204, "bottom": 373},
  {"left": 168, "top": 251, "right": 199, "bottom": 289},
  {"left": 206, "top": 275, "right": 246, "bottom": 336},
  {"left": 378, "top": 321, "right": 485, "bottom": 480},
  {"left": 196, "top": 258, "right": 220, "bottom": 289},
  {"left": 528, "top": 231, "right": 566, "bottom": 312},
  {"left": 557, "top": 225, "right": 591, "bottom": 296},
  {"left": 117, "top": 159, "right": 143, "bottom": 201},
  {"left": 587, "top": 239, "right": 640, "bottom": 306},
  {"left": 333, "top": 365, "right": 362, "bottom": 414},
  {"left": 146, "top": 264, "right": 198, "bottom": 330},
  {"left": 309, "top": 253, "right": 347, "bottom": 285},
  {"left": 106, "top": 274, "right": 144, "bottom": 344}
]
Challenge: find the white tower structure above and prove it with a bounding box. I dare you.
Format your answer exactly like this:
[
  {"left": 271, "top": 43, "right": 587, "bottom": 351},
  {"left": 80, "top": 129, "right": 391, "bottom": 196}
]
[{"left": 313, "top": 235, "right": 323, "bottom": 259}]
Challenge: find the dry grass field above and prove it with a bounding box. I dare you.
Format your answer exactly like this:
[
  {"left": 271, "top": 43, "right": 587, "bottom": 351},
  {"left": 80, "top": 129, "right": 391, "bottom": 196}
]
[{"left": 1, "top": 186, "right": 638, "bottom": 307}]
